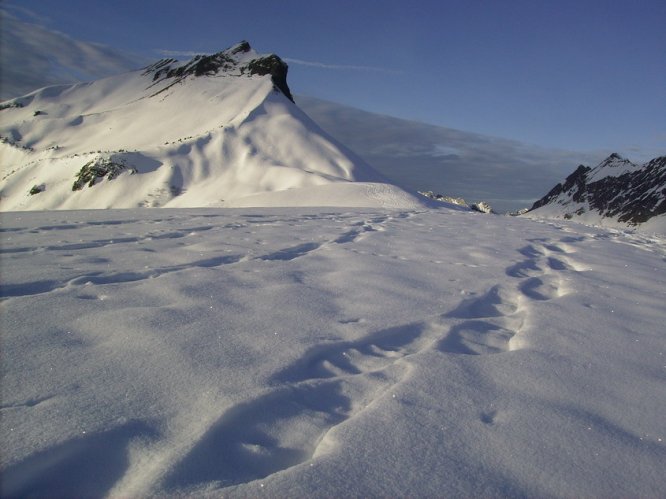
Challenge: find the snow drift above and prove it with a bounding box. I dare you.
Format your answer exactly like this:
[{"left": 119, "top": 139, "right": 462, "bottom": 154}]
[{"left": 0, "top": 42, "right": 420, "bottom": 211}]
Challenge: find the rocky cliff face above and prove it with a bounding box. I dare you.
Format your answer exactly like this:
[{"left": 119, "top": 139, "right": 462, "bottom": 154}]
[{"left": 527, "top": 153, "right": 666, "bottom": 226}]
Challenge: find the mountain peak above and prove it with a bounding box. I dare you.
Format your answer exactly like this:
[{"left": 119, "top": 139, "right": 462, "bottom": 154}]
[
  {"left": 0, "top": 41, "right": 416, "bottom": 211},
  {"left": 144, "top": 41, "right": 293, "bottom": 102},
  {"left": 597, "top": 152, "right": 634, "bottom": 168},
  {"left": 526, "top": 154, "right": 665, "bottom": 226},
  {"left": 230, "top": 40, "right": 252, "bottom": 54}
]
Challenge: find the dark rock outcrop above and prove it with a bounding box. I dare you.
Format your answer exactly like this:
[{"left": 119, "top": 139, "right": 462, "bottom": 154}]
[
  {"left": 143, "top": 41, "right": 294, "bottom": 102},
  {"left": 72, "top": 157, "right": 135, "bottom": 191}
]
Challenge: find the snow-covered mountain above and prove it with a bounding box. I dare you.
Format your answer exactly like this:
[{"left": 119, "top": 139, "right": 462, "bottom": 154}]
[
  {"left": 0, "top": 42, "right": 420, "bottom": 211},
  {"left": 525, "top": 153, "right": 666, "bottom": 231}
]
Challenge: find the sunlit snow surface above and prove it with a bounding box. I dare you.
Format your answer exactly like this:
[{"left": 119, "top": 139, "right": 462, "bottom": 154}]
[{"left": 1, "top": 207, "right": 665, "bottom": 497}]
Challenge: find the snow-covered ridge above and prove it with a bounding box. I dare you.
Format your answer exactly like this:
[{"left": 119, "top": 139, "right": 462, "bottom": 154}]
[
  {"left": 0, "top": 42, "right": 420, "bottom": 211},
  {"left": 525, "top": 153, "right": 666, "bottom": 231}
]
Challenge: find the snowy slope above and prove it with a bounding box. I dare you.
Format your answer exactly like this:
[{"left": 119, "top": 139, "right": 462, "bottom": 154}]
[
  {"left": 525, "top": 153, "right": 666, "bottom": 232},
  {"left": 1, "top": 207, "right": 665, "bottom": 497},
  {"left": 0, "top": 42, "right": 419, "bottom": 211}
]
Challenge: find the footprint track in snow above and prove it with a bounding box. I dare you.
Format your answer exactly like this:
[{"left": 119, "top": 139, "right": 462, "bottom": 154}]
[
  {"left": 163, "top": 323, "right": 425, "bottom": 491},
  {"left": 438, "top": 318, "right": 521, "bottom": 355},
  {"left": 519, "top": 276, "right": 564, "bottom": 301},
  {"left": 273, "top": 322, "right": 431, "bottom": 384},
  {"left": 162, "top": 381, "right": 353, "bottom": 490},
  {"left": 0, "top": 254, "right": 247, "bottom": 299},
  {"left": 333, "top": 215, "right": 390, "bottom": 244},
  {"left": 438, "top": 285, "right": 526, "bottom": 355},
  {"left": 255, "top": 215, "right": 391, "bottom": 261},
  {"left": 438, "top": 235, "right": 588, "bottom": 357},
  {"left": 163, "top": 222, "right": 597, "bottom": 491},
  {"left": 164, "top": 284, "right": 531, "bottom": 491},
  {"left": 507, "top": 238, "right": 586, "bottom": 298}
]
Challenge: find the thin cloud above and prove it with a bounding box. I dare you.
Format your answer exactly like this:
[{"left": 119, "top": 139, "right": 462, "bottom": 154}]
[
  {"left": 3, "top": 3, "right": 52, "bottom": 24},
  {"left": 284, "top": 58, "right": 401, "bottom": 74},
  {"left": 156, "top": 49, "right": 202, "bottom": 57},
  {"left": 0, "top": 9, "right": 148, "bottom": 100}
]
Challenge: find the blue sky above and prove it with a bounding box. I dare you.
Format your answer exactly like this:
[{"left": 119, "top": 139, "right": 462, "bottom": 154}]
[{"left": 3, "top": 0, "right": 665, "bottom": 160}]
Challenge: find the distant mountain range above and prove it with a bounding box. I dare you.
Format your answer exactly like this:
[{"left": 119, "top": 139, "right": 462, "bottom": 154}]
[
  {"left": 525, "top": 153, "right": 666, "bottom": 230},
  {"left": 0, "top": 42, "right": 420, "bottom": 211}
]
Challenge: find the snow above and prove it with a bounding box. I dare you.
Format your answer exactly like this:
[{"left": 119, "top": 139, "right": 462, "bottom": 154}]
[
  {"left": 2, "top": 206, "right": 665, "bottom": 497},
  {"left": 527, "top": 205, "right": 666, "bottom": 234},
  {"left": 0, "top": 57, "right": 411, "bottom": 211},
  {"left": 1, "top": 42, "right": 665, "bottom": 497},
  {"left": 586, "top": 154, "right": 640, "bottom": 182}
]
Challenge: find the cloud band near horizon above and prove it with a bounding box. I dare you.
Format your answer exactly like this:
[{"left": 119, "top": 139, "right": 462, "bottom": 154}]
[{"left": 284, "top": 58, "right": 401, "bottom": 74}]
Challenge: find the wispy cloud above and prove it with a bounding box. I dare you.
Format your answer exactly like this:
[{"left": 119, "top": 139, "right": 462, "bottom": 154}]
[
  {"left": 151, "top": 53, "right": 401, "bottom": 74},
  {"left": 3, "top": 3, "right": 52, "bottom": 25},
  {"left": 0, "top": 9, "right": 149, "bottom": 100},
  {"left": 284, "top": 58, "right": 401, "bottom": 74},
  {"left": 155, "top": 49, "right": 202, "bottom": 58}
]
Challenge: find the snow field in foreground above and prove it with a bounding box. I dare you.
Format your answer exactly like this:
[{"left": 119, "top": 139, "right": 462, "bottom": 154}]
[{"left": 1, "top": 207, "right": 665, "bottom": 497}]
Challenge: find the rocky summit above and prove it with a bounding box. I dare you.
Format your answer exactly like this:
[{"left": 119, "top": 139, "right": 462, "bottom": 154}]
[{"left": 144, "top": 41, "right": 293, "bottom": 102}]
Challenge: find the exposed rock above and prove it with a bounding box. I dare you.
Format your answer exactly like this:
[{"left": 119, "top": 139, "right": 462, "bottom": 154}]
[
  {"left": 530, "top": 164, "right": 591, "bottom": 210},
  {"left": 418, "top": 191, "right": 468, "bottom": 206},
  {"left": 29, "top": 184, "right": 44, "bottom": 195},
  {"left": 72, "top": 157, "right": 135, "bottom": 191},
  {"left": 144, "top": 41, "right": 294, "bottom": 102},
  {"left": 509, "top": 208, "right": 530, "bottom": 216},
  {"left": 0, "top": 102, "right": 23, "bottom": 111},
  {"left": 471, "top": 201, "right": 495, "bottom": 214},
  {"left": 419, "top": 190, "right": 495, "bottom": 213},
  {"left": 246, "top": 54, "right": 293, "bottom": 102},
  {"left": 527, "top": 154, "right": 666, "bottom": 225}
]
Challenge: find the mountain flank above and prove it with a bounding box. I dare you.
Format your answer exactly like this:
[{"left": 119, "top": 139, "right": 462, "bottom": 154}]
[
  {"left": 525, "top": 153, "right": 666, "bottom": 229},
  {"left": 0, "top": 42, "right": 420, "bottom": 211}
]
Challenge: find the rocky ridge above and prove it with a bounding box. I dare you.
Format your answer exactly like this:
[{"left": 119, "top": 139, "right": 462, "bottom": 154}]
[
  {"left": 143, "top": 41, "right": 293, "bottom": 102},
  {"left": 527, "top": 153, "right": 666, "bottom": 226}
]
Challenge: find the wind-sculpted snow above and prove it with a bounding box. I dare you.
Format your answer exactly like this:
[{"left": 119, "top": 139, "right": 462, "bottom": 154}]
[{"left": 1, "top": 208, "right": 665, "bottom": 497}]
